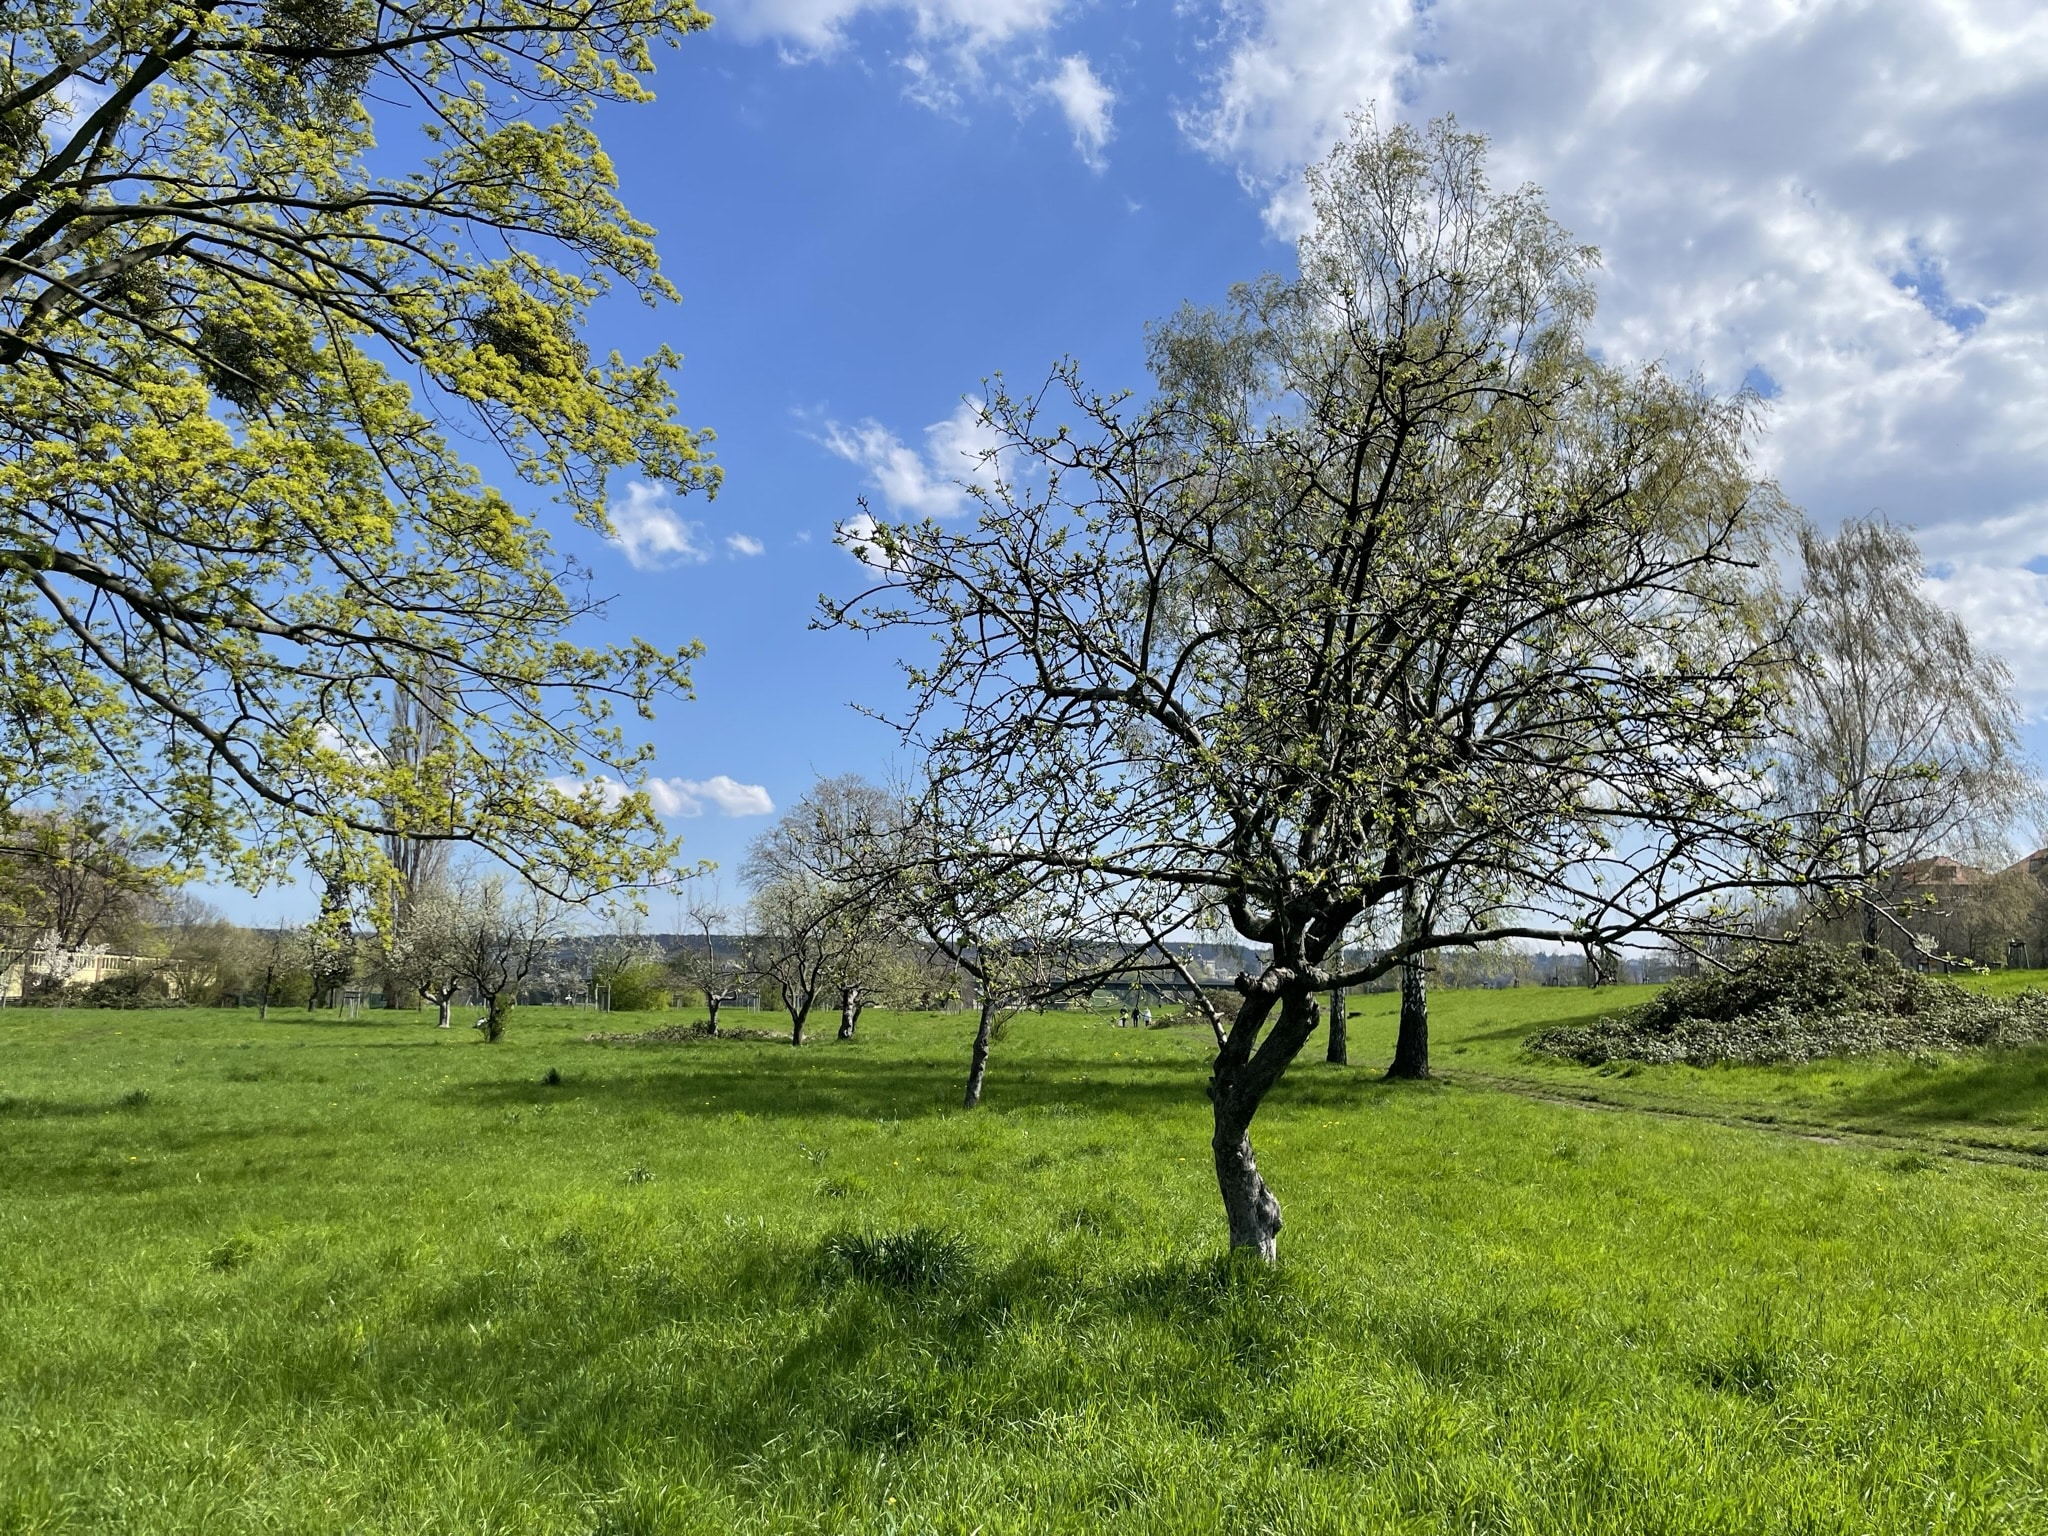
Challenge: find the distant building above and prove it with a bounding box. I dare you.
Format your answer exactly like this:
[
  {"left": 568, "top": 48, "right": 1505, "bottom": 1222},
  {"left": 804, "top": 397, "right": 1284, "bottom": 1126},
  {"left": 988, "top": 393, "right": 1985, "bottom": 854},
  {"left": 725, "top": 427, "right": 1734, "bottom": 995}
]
[
  {"left": 1893, "top": 856, "right": 1990, "bottom": 891},
  {"left": 2005, "top": 849, "right": 2048, "bottom": 882}
]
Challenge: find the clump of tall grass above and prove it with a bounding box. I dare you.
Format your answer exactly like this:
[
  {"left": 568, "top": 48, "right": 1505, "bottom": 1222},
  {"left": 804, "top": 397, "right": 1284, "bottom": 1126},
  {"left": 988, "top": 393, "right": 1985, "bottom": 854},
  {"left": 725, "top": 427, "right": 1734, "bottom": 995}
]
[{"left": 821, "top": 1227, "right": 975, "bottom": 1292}]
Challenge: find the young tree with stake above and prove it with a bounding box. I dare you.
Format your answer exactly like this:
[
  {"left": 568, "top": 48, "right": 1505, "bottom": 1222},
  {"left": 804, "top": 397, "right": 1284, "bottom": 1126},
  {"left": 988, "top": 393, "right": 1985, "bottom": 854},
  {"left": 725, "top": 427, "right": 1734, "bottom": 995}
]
[{"left": 666, "top": 893, "right": 736, "bottom": 1036}]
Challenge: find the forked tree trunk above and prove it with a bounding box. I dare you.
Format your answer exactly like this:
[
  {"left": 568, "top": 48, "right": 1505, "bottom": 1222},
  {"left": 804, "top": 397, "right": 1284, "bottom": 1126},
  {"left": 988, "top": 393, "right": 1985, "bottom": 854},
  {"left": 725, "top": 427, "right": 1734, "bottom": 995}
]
[
  {"left": 704, "top": 992, "right": 721, "bottom": 1037},
  {"left": 435, "top": 994, "right": 452, "bottom": 1030},
  {"left": 1325, "top": 984, "right": 1347, "bottom": 1065},
  {"left": 480, "top": 992, "right": 507, "bottom": 1042},
  {"left": 1208, "top": 987, "right": 1319, "bottom": 1262},
  {"left": 788, "top": 990, "right": 810, "bottom": 1048},
  {"left": 838, "top": 985, "right": 861, "bottom": 1041},
  {"left": 963, "top": 996, "right": 997, "bottom": 1108}
]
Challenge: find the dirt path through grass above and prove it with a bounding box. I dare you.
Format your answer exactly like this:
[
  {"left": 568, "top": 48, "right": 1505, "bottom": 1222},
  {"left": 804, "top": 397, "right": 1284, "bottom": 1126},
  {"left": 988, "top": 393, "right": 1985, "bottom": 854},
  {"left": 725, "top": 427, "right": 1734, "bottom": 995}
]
[{"left": 1446, "top": 1065, "right": 2048, "bottom": 1170}]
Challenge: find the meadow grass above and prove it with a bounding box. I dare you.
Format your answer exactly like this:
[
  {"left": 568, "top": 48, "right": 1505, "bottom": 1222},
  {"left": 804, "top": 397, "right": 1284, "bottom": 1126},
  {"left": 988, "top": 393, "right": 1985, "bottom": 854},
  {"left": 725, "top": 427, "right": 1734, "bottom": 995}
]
[
  {"left": 5, "top": 990, "right": 2048, "bottom": 1532},
  {"left": 1414, "top": 976, "right": 2048, "bottom": 1158}
]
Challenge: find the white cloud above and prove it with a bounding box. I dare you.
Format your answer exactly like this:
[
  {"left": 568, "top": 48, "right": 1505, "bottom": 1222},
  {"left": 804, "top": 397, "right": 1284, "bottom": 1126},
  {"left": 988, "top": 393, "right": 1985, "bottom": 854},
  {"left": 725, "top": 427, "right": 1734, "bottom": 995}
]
[
  {"left": 650, "top": 775, "right": 777, "bottom": 818},
  {"left": 726, "top": 533, "right": 767, "bottom": 557},
  {"left": 551, "top": 774, "right": 776, "bottom": 818},
  {"left": 1181, "top": 0, "right": 2048, "bottom": 677},
  {"left": 606, "top": 481, "right": 709, "bottom": 570},
  {"left": 1041, "top": 55, "right": 1116, "bottom": 168},
  {"left": 718, "top": 0, "right": 1106, "bottom": 159},
  {"left": 1926, "top": 562, "right": 2048, "bottom": 716},
  {"left": 52, "top": 77, "right": 112, "bottom": 120},
  {"left": 313, "top": 721, "right": 382, "bottom": 767},
  {"left": 548, "top": 775, "right": 632, "bottom": 811},
  {"left": 719, "top": 0, "right": 1054, "bottom": 54},
  {"left": 820, "top": 397, "right": 1001, "bottom": 517}
]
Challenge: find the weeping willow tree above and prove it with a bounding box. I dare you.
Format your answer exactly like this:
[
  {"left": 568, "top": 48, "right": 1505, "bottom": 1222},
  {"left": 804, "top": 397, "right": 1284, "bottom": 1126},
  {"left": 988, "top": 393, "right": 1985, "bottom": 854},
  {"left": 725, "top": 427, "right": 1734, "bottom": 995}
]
[{"left": 1780, "top": 517, "right": 2035, "bottom": 956}]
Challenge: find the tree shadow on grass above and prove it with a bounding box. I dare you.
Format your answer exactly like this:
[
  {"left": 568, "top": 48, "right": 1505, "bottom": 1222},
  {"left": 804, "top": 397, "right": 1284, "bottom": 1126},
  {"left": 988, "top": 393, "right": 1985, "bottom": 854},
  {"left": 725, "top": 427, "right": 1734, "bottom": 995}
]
[
  {"left": 450, "top": 1054, "right": 1204, "bottom": 1123},
  {"left": 331, "top": 1227, "right": 1325, "bottom": 1482},
  {"left": 448, "top": 1040, "right": 1411, "bottom": 1124},
  {"left": 1835, "top": 1046, "right": 2048, "bottom": 1130}
]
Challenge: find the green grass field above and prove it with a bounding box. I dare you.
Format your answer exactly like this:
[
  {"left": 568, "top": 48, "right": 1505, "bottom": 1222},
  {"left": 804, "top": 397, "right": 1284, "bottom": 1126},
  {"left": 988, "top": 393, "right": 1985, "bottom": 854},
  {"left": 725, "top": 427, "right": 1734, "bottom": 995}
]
[{"left": 7, "top": 987, "right": 2048, "bottom": 1533}]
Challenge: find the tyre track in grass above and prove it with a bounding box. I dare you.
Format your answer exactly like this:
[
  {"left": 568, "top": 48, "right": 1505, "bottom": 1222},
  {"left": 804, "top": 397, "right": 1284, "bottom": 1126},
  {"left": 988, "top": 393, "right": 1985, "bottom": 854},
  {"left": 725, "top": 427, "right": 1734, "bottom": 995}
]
[{"left": 1443, "top": 1067, "right": 2048, "bottom": 1172}]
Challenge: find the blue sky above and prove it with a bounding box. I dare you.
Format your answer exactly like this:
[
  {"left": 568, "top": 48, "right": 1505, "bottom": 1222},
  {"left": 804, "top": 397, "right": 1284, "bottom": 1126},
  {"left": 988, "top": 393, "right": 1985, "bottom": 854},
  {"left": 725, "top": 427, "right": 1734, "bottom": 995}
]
[{"left": 221, "top": 0, "right": 2048, "bottom": 922}]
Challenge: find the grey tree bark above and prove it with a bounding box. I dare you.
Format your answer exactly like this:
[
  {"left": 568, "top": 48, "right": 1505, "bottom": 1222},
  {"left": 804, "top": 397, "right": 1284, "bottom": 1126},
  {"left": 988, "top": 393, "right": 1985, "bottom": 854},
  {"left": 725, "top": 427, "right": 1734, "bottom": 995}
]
[
  {"left": 1325, "top": 984, "right": 1348, "bottom": 1065},
  {"left": 838, "top": 984, "right": 862, "bottom": 1041},
  {"left": 1213, "top": 1116, "right": 1283, "bottom": 1259},
  {"left": 963, "top": 996, "right": 997, "bottom": 1108},
  {"left": 1208, "top": 988, "right": 1318, "bottom": 1260}
]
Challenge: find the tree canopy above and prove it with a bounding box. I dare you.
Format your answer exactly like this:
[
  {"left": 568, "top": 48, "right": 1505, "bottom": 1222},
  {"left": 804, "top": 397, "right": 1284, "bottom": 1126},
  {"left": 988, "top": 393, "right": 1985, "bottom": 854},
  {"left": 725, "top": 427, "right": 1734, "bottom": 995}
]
[
  {"left": 1780, "top": 516, "right": 2034, "bottom": 951},
  {"left": 0, "top": 0, "right": 717, "bottom": 904},
  {"left": 829, "top": 115, "right": 1809, "bottom": 1255}
]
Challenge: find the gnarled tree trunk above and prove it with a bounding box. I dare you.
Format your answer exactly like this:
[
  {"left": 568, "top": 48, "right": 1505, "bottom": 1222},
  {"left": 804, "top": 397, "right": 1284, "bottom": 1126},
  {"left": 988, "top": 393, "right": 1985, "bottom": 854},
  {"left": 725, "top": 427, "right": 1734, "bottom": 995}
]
[
  {"left": 838, "top": 984, "right": 862, "bottom": 1041},
  {"left": 703, "top": 991, "right": 721, "bottom": 1037},
  {"left": 963, "top": 995, "right": 997, "bottom": 1108},
  {"left": 1208, "top": 987, "right": 1319, "bottom": 1261},
  {"left": 1325, "top": 984, "right": 1347, "bottom": 1065},
  {"left": 1213, "top": 1111, "right": 1283, "bottom": 1259},
  {"left": 480, "top": 992, "right": 507, "bottom": 1042}
]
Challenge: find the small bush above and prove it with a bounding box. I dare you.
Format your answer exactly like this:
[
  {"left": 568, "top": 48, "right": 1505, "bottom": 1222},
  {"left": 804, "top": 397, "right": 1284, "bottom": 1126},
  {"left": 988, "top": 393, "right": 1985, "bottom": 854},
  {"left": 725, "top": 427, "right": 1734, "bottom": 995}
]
[
  {"left": 604, "top": 960, "right": 671, "bottom": 1013},
  {"left": 1528, "top": 943, "right": 2048, "bottom": 1066},
  {"left": 821, "top": 1227, "right": 974, "bottom": 1292},
  {"left": 115, "top": 1088, "right": 153, "bottom": 1110},
  {"left": 263, "top": 970, "right": 315, "bottom": 1009},
  {"left": 78, "top": 970, "right": 182, "bottom": 1009}
]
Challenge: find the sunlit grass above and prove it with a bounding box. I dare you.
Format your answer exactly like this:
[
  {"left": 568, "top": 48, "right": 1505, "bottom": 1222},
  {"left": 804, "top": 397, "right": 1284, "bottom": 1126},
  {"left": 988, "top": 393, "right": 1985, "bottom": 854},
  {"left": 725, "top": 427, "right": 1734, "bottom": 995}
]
[
  {"left": 5, "top": 992, "right": 2048, "bottom": 1531},
  {"left": 1408, "top": 976, "right": 2048, "bottom": 1155}
]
